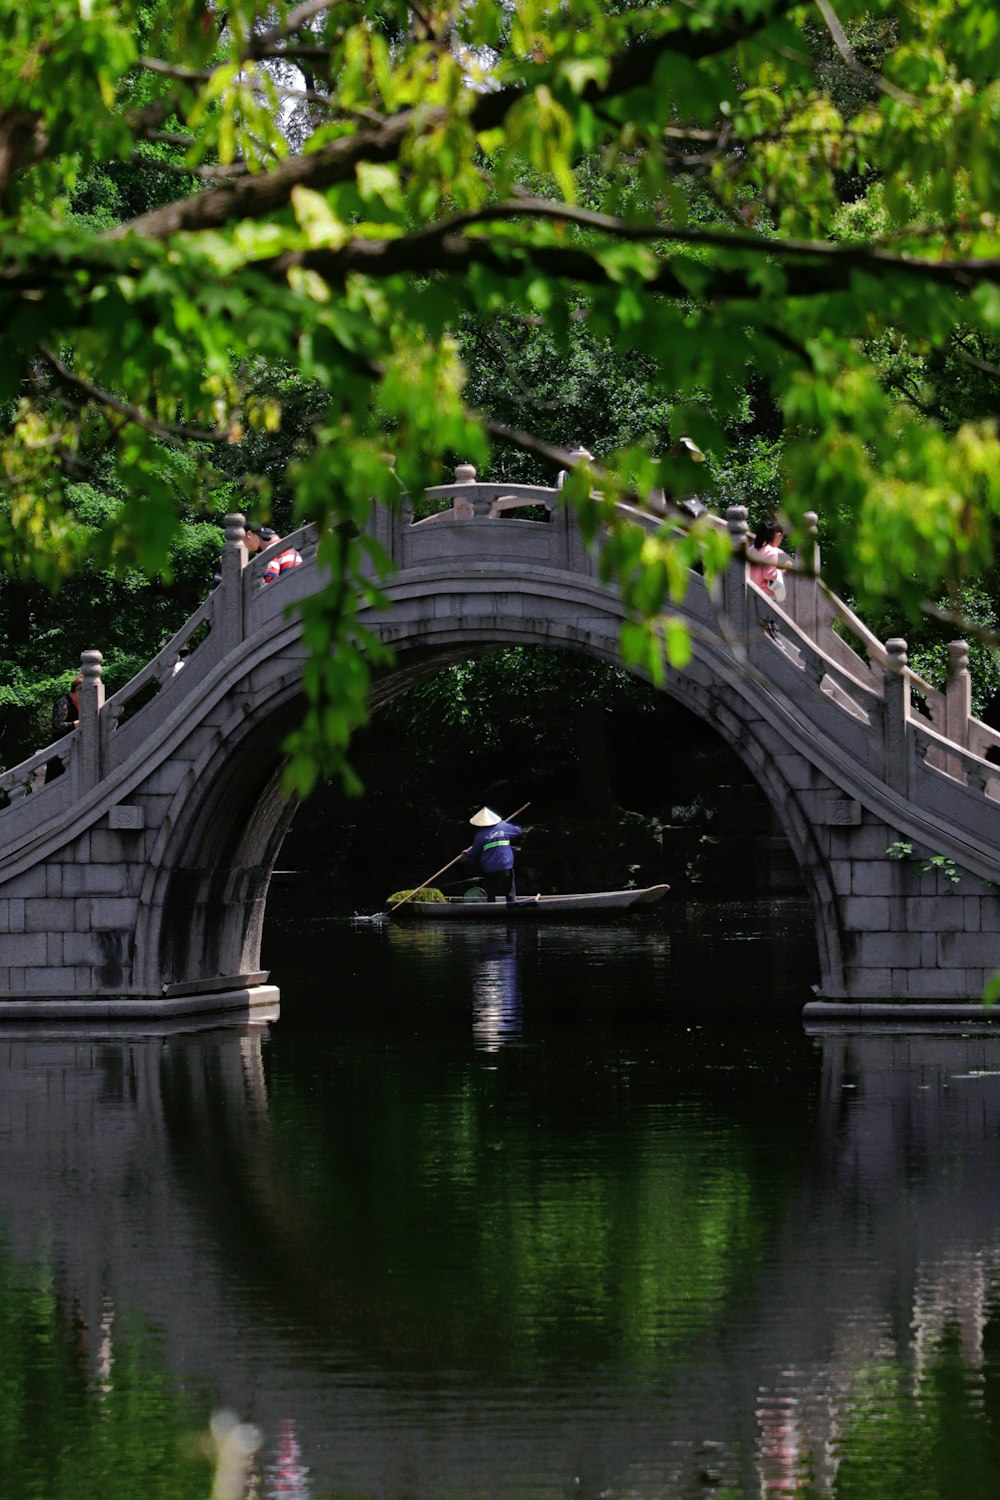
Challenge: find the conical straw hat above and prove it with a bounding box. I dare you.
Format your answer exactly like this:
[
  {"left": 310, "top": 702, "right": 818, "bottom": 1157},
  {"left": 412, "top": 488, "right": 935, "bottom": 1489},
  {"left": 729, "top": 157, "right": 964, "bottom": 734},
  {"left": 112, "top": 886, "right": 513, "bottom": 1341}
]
[{"left": 470, "top": 807, "right": 501, "bottom": 827}]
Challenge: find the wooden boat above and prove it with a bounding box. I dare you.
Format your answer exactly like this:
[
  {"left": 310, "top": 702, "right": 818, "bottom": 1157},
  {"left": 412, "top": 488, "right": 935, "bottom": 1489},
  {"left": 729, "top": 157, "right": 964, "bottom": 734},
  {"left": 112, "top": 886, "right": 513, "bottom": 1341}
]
[{"left": 390, "top": 885, "right": 669, "bottom": 920}]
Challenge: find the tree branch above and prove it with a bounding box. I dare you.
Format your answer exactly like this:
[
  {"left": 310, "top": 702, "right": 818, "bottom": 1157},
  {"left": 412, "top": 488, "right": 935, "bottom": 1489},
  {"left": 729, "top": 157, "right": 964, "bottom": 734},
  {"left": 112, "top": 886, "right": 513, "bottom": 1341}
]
[
  {"left": 271, "top": 222, "right": 1000, "bottom": 298},
  {"left": 105, "top": 108, "right": 436, "bottom": 241},
  {"left": 113, "top": 0, "right": 803, "bottom": 243},
  {"left": 813, "top": 0, "right": 918, "bottom": 106},
  {"left": 40, "top": 347, "right": 228, "bottom": 446}
]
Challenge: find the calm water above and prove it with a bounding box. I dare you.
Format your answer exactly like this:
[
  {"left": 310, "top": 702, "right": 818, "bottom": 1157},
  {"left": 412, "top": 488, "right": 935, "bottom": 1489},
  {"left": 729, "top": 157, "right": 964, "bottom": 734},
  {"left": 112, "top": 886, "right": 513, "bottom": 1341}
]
[{"left": 4, "top": 897, "right": 1000, "bottom": 1498}]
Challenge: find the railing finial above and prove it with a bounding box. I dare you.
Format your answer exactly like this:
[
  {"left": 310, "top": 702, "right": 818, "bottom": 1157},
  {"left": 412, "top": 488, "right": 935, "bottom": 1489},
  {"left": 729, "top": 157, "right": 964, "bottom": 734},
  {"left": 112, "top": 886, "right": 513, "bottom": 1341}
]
[
  {"left": 454, "top": 463, "right": 477, "bottom": 484},
  {"left": 948, "top": 639, "right": 970, "bottom": 678},
  {"left": 886, "top": 638, "right": 909, "bottom": 674},
  {"left": 725, "top": 505, "right": 749, "bottom": 548}
]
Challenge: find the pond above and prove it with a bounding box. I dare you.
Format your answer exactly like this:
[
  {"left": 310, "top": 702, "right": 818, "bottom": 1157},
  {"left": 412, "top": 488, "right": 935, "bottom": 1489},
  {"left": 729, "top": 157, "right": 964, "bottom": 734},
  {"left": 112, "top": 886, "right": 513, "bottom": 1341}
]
[{"left": 3, "top": 895, "right": 1000, "bottom": 1499}]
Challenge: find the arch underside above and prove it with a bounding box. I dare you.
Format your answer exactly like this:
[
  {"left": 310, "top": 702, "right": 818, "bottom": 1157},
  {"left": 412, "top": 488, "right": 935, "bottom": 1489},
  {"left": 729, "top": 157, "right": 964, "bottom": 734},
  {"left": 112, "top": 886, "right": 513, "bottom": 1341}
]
[{"left": 147, "top": 587, "right": 841, "bottom": 995}]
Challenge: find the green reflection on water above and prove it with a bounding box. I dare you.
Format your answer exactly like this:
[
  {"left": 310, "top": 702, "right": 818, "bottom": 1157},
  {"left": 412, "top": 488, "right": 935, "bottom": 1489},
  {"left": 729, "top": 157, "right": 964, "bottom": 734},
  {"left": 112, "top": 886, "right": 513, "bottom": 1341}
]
[
  {"left": 826, "top": 1329, "right": 997, "bottom": 1500},
  {"left": 259, "top": 1027, "right": 795, "bottom": 1375},
  {"left": 0, "top": 1242, "right": 212, "bottom": 1500}
]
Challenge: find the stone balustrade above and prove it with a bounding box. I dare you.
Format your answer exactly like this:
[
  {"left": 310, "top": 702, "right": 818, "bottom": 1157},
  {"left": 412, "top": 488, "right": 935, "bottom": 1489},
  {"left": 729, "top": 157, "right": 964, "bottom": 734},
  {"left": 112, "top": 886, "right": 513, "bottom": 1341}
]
[{"left": 0, "top": 477, "right": 993, "bottom": 837}]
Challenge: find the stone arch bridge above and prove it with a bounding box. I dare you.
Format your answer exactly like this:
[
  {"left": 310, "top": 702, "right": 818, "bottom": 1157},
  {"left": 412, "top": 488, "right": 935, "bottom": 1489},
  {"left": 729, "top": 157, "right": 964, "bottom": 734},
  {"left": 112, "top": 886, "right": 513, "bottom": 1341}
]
[{"left": 2, "top": 471, "right": 1000, "bottom": 1019}]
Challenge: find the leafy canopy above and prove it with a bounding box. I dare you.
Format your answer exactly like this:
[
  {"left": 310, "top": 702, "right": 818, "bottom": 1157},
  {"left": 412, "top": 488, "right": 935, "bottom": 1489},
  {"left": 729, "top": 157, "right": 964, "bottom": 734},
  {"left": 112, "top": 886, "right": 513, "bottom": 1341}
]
[{"left": 1, "top": 0, "right": 999, "bottom": 788}]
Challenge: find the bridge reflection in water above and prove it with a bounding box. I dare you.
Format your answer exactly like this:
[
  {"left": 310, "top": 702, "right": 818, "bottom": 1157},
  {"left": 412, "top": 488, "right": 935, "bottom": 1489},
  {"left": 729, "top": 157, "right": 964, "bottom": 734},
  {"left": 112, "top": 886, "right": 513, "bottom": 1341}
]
[{"left": 0, "top": 906, "right": 1000, "bottom": 1497}]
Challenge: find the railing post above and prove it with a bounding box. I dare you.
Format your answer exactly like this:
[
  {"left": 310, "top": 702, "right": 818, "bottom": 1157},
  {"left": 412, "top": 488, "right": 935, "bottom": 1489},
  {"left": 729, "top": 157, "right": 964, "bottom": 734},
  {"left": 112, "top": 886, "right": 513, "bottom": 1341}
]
[
  {"left": 453, "top": 461, "right": 476, "bottom": 519},
  {"left": 78, "top": 649, "right": 105, "bottom": 794},
  {"left": 883, "top": 638, "right": 909, "bottom": 790},
  {"left": 721, "top": 505, "right": 749, "bottom": 644},
  {"left": 220, "top": 513, "right": 248, "bottom": 653},
  {"left": 367, "top": 496, "right": 399, "bottom": 565},
  {"left": 943, "top": 639, "right": 971, "bottom": 782},
  {"left": 789, "top": 510, "right": 820, "bottom": 639},
  {"left": 554, "top": 448, "right": 597, "bottom": 574},
  {"left": 945, "top": 640, "right": 971, "bottom": 747}
]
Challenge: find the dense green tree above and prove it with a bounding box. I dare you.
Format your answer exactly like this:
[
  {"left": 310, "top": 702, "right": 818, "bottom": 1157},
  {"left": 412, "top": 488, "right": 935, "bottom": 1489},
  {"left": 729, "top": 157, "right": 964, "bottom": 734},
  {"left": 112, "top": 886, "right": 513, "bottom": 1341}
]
[{"left": 1, "top": 0, "right": 998, "bottom": 788}]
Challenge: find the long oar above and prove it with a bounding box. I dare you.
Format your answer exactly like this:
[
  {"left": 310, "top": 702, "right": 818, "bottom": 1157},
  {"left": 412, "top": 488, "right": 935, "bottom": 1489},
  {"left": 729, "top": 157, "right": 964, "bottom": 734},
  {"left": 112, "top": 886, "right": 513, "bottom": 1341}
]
[{"left": 388, "top": 802, "right": 530, "bottom": 911}]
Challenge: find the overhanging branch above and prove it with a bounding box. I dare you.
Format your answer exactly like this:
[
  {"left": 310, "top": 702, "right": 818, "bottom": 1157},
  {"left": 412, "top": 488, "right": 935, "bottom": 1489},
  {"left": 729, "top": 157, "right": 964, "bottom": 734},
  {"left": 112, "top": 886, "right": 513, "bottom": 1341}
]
[
  {"left": 111, "top": 0, "right": 803, "bottom": 243},
  {"left": 272, "top": 228, "right": 1000, "bottom": 299}
]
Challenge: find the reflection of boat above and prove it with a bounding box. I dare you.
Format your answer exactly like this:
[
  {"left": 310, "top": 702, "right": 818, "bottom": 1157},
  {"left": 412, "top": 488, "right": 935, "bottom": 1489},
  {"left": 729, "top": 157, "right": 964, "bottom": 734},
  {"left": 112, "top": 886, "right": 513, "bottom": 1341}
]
[{"left": 391, "top": 885, "right": 669, "bottom": 920}]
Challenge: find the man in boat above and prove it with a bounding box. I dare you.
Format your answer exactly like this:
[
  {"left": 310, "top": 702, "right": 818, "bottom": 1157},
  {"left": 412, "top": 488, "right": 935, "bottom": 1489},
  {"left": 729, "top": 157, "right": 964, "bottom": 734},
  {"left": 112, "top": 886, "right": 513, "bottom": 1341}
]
[{"left": 463, "top": 808, "right": 525, "bottom": 905}]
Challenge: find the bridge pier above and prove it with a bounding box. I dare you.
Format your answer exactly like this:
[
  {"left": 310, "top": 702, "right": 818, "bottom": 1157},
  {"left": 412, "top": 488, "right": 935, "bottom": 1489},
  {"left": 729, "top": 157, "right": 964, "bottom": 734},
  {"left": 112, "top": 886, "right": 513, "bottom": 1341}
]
[{"left": 812, "top": 809, "right": 1000, "bottom": 1002}]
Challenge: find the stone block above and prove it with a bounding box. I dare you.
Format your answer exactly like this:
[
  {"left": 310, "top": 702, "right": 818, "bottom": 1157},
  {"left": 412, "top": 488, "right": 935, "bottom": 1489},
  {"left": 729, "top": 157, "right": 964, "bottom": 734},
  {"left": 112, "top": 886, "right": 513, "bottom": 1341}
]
[
  {"left": 981, "top": 897, "right": 1000, "bottom": 933},
  {"left": 905, "top": 966, "right": 981, "bottom": 999},
  {"left": 88, "top": 897, "right": 137, "bottom": 930},
  {"left": 830, "top": 861, "right": 853, "bottom": 897},
  {"left": 62, "top": 932, "right": 103, "bottom": 965},
  {"left": 772, "top": 753, "right": 815, "bottom": 791},
  {"left": 844, "top": 966, "right": 897, "bottom": 998},
  {"left": 60, "top": 864, "right": 124, "bottom": 897},
  {"left": 139, "top": 760, "right": 190, "bottom": 796},
  {"left": 24, "top": 898, "right": 76, "bottom": 933},
  {"left": 905, "top": 896, "right": 966, "bottom": 932},
  {"left": 9, "top": 899, "right": 23, "bottom": 934},
  {"left": 841, "top": 896, "right": 891, "bottom": 931},
  {"left": 0, "top": 904, "right": 7, "bottom": 935},
  {"left": 830, "top": 824, "right": 896, "bottom": 861},
  {"left": 852, "top": 863, "right": 898, "bottom": 898},
  {"left": 46, "top": 933, "right": 62, "bottom": 965},
  {"left": 807, "top": 796, "right": 862, "bottom": 826},
  {"left": 88, "top": 830, "right": 126, "bottom": 864},
  {"left": 45, "top": 865, "right": 63, "bottom": 897},
  {"left": 22, "top": 966, "right": 81, "bottom": 995},
  {"left": 108, "top": 804, "right": 144, "bottom": 830},
  {"left": 1, "top": 934, "right": 47, "bottom": 965},
  {"left": 849, "top": 932, "right": 922, "bottom": 967},
  {"left": 0, "top": 867, "right": 47, "bottom": 898},
  {"left": 938, "top": 931, "right": 1000, "bottom": 967},
  {"left": 963, "top": 898, "right": 983, "bottom": 934},
  {"left": 6, "top": 968, "right": 25, "bottom": 994},
  {"left": 921, "top": 932, "right": 937, "bottom": 966}
]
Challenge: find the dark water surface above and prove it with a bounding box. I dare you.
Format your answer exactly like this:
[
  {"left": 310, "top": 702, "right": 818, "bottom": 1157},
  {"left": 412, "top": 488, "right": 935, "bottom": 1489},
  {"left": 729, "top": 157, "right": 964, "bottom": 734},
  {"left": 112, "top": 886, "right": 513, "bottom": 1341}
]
[{"left": 4, "top": 897, "right": 1000, "bottom": 1498}]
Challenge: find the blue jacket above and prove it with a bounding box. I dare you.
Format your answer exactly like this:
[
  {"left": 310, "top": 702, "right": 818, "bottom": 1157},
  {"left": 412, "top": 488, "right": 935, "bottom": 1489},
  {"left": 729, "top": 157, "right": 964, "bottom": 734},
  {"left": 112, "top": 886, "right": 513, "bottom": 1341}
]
[{"left": 467, "top": 821, "right": 522, "bottom": 874}]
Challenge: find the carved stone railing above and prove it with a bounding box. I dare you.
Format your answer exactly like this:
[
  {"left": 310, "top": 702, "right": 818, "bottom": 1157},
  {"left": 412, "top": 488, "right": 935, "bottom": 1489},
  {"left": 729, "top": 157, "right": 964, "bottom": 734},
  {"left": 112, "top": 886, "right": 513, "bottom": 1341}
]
[
  {"left": 366, "top": 465, "right": 594, "bottom": 576},
  {"left": 2, "top": 476, "right": 999, "bottom": 870}
]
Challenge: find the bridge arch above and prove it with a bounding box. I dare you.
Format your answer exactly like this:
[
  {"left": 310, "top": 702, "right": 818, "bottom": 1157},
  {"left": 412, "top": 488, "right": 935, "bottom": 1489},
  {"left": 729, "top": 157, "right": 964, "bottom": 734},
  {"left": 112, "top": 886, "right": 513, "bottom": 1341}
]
[{"left": 138, "top": 567, "right": 842, "bottom": 1000}]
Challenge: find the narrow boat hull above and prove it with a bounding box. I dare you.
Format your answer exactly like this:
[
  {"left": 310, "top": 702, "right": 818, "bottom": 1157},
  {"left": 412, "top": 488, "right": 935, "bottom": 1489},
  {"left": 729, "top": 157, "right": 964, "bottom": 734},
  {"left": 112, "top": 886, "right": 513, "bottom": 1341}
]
[{"left": 390, "top": 885, "right": 669, "bottom": 919}]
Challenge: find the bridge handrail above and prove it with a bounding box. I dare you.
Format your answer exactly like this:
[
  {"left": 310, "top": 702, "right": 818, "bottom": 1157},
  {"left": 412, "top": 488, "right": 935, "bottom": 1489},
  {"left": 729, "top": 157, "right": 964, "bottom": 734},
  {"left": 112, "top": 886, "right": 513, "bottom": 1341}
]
[
  {"left": 0, "top": 480, "right": 993, "bottom": 871},
  {"left": 0, "top": 738, "right": 71, "bottom": 803},
  {"left": 749, "top": 585, "right": 884, "bottom": 725},
  {"left": 415, "top": 480, "right": 559, "bottom": 519},
  {"left": 911, "top": 717, "right": 1000, "bottom": 798},
  {"left": 102, "top": 592, "right": 216, "bottom": 728}
]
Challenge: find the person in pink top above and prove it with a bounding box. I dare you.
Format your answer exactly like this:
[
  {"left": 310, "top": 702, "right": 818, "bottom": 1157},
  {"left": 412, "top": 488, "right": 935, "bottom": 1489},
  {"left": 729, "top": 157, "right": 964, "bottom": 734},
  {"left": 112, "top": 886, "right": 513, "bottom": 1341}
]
[{"left": 748, "top": 520, "right": 786, "bottom": 601}]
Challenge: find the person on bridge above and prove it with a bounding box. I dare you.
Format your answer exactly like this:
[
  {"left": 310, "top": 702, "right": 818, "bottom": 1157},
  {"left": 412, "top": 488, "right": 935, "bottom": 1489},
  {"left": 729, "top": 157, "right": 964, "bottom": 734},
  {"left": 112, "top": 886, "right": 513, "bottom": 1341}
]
[
  {"left": 463, "top": 808, "right": 526, "bottom": 904},
  {"left": 46, "top": 673, "right": 82, "bottom": 781},
  {"left": 748, "top": 520, "right": 787, "bottom": 603},
  {"left": 244, "top": 523, "right": 303, "bottom": 583}
]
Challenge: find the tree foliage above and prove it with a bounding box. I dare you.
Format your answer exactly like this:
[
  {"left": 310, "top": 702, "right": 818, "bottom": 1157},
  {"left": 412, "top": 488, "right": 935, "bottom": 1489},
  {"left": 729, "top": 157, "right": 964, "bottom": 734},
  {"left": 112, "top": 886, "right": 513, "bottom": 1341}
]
[{"left": 1, "top": 0, "right": 999, "bottom": 787}]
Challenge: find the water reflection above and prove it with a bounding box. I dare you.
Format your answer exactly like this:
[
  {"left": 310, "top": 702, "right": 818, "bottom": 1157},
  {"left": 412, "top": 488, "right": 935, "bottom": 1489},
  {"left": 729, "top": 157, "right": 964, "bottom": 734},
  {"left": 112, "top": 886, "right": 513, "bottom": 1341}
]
[
  {"left": 8, "top": 911, "right": 1000, "bottom": 1497},
  {"left": 470, "top": 936, "right": 522, "bottom": 1051}
]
